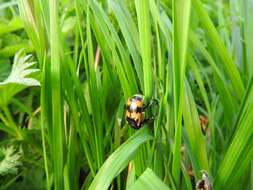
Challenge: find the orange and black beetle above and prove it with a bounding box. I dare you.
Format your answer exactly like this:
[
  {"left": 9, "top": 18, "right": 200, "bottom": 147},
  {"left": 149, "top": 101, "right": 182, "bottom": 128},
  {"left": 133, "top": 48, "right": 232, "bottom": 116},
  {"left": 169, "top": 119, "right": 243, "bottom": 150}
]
[
  {"left": 125, "top": 94, "right": 158, "bottom": 129},
  {"left": 125, "top": 94, "right": 145, "bottom": 129},
  {"left": 196, "top": 171, "right": 212, "bottom": 190}
]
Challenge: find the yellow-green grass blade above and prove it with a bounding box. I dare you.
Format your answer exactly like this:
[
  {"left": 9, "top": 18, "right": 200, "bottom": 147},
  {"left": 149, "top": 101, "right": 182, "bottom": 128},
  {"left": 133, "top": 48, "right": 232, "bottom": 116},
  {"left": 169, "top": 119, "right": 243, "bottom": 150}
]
[
  {"left": 0, "top": 43, "right": 34, "bottom": 58},
  {"left": 128, "top": 168, "right": 171, "bottom": 190},
  {"left": 88, "top": 128, "right": 153, "bottom": 190},
  {"left": 0, "top": 17, "right": 23, "bottom": 36}
]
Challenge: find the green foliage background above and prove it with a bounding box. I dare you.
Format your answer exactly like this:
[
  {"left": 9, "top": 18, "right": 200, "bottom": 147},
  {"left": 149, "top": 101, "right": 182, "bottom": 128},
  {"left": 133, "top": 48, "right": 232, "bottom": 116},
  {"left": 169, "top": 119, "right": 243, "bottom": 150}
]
[{"left": 1, "top": 0, "right": 253, "bottom": 189}]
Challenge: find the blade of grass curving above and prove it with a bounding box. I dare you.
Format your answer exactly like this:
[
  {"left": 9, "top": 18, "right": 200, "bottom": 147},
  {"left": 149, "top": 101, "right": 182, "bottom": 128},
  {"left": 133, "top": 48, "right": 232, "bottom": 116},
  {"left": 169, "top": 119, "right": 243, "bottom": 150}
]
[
  {"left": 0, "top": 1, "right": 17, "bottom": 10},
  {"left": 0, "top": 17, "right": 23, "bottom": 36},
  {"left": 128, "top": 168, "right": 171, "bottom": 190},
  {"left": 0, "top": 43, "right": 34, "bottom": 58},
  {"left": 171, "top": 0, "right": 191, "bottom": 187},
  {"left": 88, "top": 128, "right": 153, "bottom": 190}
]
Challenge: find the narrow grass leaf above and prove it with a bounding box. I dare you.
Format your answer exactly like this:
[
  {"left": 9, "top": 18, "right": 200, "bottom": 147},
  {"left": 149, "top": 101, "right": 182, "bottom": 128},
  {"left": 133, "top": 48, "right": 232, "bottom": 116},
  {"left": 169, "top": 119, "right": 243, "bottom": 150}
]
[
  {"left": 49, "top": 1, "right": 64, "bottom": 189},
  {"left": 171, "top": 0, "right": 191, "bottom": 186},
  {"left": 192, "top": 0, "right": 244, "bottom": 98},
  {"left": 183, "top": 80, "right": 209, "bottom": 173},
  {"left": 135, "top": 0, "right": 152, "bottom": 99},
  {"left": 243, "top": 0, "right": 253, "bottom": 78},
  {"left": 88, "top": 0, "right": 138, "bottom": 98},
  {"left": 215, "top": 78, "right": 253, "bottom": 189},
  {"left": 109, "top": 0, "right": 143, "bottom": 88}
]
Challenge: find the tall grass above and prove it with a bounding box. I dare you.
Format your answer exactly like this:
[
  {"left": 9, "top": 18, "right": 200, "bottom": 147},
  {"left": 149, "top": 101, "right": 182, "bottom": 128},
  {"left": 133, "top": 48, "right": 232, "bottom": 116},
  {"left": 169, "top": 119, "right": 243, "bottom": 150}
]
[{"left": 0, "top": 0, "right": 253, "bottom": 189}]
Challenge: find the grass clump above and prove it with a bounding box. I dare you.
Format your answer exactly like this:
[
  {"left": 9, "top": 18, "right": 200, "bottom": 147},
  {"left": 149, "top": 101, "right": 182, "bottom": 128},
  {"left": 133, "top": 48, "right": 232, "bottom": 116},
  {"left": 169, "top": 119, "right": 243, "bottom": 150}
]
[{"left": 0, "top": 0, "right": 253, "bottom": 190}]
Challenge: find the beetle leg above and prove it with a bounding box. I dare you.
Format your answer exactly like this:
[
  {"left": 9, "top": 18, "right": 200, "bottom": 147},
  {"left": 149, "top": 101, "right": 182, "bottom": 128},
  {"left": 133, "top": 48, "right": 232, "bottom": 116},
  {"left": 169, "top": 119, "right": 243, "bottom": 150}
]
[
  {"left": 143, "top": 117, "right": 155, "bottom": 124},
  {"left": 143, "top": 98, "right": 159, "bottom": 111}
]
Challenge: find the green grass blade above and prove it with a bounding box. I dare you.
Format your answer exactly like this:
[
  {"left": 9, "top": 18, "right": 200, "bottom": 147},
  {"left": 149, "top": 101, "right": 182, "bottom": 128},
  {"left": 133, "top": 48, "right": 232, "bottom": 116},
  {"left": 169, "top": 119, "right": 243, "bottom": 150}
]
[
  {"left": 192, "top": 0, "right": 244, "bottom": 98},
  {"left": 17, "top": 0, "right": 47, "bottom": 65},
  {"left": 181, "top": 163, "right": 193, "bottom": 190},
  {"left": 182, "top": 79, "right": 209, "bottom": 173},
  {"left": 128, "top": 168, "right": 171, "bottom": 190},
  {"left": 0, "top": 17, "right": 23, "bottom": 36},
  {"left": 135, "top": 0, "right": 152, "bottom": 99},
  {"left": 49, "top": 1, "right": 64, "bottom": 189},
  {"left": 215, "top": 78, "right": 253, "bottom": 189},
  {"left": 171, "top": 0, "right": 191, "bottom": 187},
  {"left": 189, "top": 32, "right": 238, "bottom": 125},
  {"left": 40, "top": 55, "right": 51, "bottom": 190},
  {"left": 243, "top": 0, "right": 253, "bottom": 78},
  {"left": 88, "top": 0, "right": 138, "bottom": 98},
  {"left": 126, "top": 161, "right": 136, "bottom": 189},
  {"left": 86, "top": 0, "right": 103, "bottom": 169},
  {"left": 109, "top": 0, "right": 143, "bottom": 88},
  {"left": 88, "top": 128, "right": 153, "bottom": 190}
]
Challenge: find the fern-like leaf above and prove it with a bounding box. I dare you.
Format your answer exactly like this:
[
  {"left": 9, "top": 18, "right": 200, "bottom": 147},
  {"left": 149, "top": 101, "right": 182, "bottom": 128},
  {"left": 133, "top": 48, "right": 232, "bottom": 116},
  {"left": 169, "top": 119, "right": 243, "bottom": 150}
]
[
  {"left": 0, "top": 146, "right": 22, "bottom": 175},
  {"left": 0, "top": 49, "right": 40, "bottom": 106}
]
